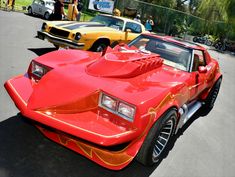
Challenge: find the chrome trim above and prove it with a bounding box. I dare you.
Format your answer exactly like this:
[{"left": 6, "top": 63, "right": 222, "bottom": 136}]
[
  {"left": 189, "top": 50, "right": 195, "bottom": 72},
  {"left": 175, "top": 101, "right": 202, "bottom": 134},
  {"left": 152, "top": 119, "right": 174, "bottom": 162}
]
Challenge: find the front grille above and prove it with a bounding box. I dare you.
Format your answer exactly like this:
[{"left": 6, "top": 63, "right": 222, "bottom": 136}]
[{"left": 49, "top": 27, "right": 70, "bottom": 38}]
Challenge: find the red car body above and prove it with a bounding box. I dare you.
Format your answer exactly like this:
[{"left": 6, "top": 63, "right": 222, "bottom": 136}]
[{"left": 5, "top": 34, "right": 222, "bottom": 170}]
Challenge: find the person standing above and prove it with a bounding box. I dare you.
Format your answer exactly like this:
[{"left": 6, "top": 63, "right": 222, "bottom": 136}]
[
  {"left": 5, "top": 0, "right": 15, "bottom": 11},
  {"left": 145, "top": 15, "right": 154, "bottom": 32},
  {"left": 134, "top": 14, "right": 141, "bottom": 23},
  {"left": 77, "top": 0, "right": 83, "bottom": 21},
  {"left": 53, "top": 0, "right": 66, "bottom": 20},
  {"left": 113, "top": 8, "right": 121, "bottom": 16},
  {"left": 68, "top": 0, "right": 79, "bottom": 21}
]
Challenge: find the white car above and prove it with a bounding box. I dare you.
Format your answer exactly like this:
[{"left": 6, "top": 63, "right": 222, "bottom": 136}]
[{"left": 28, "top": 0, "right": 54, "bottom": 20}]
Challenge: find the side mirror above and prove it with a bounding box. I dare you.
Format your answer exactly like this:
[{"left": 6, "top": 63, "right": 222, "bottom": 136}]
[{"left": 198, "top": 66, "right": 207, "bottom": 73}]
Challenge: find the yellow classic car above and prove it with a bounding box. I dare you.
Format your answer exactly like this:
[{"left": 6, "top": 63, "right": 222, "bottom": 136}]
[{"left": 37, "top": 14, "right": 147, "bottom": 51}]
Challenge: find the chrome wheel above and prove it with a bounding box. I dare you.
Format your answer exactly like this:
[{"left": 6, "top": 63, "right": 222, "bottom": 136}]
[
  {"left": 95, "top": 43, "right": 106, "bottom": 52},
  {"left": 136, "top": 109, "right": 177, "bottom": 166},
  {"left": 44, "top": 12, "right": 50, "bottom": 20},
  {"left": 152, "top": 119, "right": 174, "bottom": 162}
]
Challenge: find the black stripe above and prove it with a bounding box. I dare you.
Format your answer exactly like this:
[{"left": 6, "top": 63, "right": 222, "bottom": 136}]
[
  {"left": 56, "top": 22, "right": 76, "bottom": 27},
  {"left": 63, "top": 23, "right": 106, "bottom": 30}
]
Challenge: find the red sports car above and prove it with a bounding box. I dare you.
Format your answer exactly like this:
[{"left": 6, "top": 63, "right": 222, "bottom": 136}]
[{"left": 5, "top": 34, "right": 222, "bottom": 170}]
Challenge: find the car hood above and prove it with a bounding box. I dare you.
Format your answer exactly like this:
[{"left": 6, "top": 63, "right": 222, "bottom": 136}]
[
  {"left": 48, "top": 21, "right": 121, "bottom": 33},
  {"left": 28, "top": 47, "right": 189, "bottom": 114}
]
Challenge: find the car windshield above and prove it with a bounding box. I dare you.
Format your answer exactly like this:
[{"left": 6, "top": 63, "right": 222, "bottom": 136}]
[
  {"left": 90, "top": 15, "right": 124, "bottom": 31},
  {"left": 128, "top": 35, "right": 192, "bottom": 71}
]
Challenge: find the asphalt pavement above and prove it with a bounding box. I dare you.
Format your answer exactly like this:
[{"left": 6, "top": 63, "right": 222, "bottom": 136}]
[{"left": 0, "top": 10, "right": 235, "bottom": 177}]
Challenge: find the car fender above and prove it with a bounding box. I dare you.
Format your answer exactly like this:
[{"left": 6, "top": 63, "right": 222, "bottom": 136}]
[
  {"left": 88, "top": 36, "right": 111, "bottom": 50},
  {"left": 46, "top": 8, "right": 53, "bottom": 14},
  {"left": 28, "top": 5, "right": 34, "bottom": 13},
  {"left": 200, "top": 60, "right": 222, "bottom": 100}
]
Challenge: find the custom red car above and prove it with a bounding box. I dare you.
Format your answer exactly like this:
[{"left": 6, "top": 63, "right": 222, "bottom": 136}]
[{"left": 5, "top": 34, "right": 222, "bottom": 170}]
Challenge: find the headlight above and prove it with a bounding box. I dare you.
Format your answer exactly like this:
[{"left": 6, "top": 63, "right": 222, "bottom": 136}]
[
  {"left": 118, "top": 102, "right": 135, "bottom": 120},
  {"left": 30, "top": 61, "right": 51, "bottom": 80},
  {"left": 41, "top": 22, "right": 47, "bottom": 31},
  {"left": 74, "top": 32, "right": 81, "bottom": 41},
  {"left": 101, "top": 94, "right": 117, "bottom": 111},
  {"left": 99, "top": 92, "right": 136, "bottom": 122}
]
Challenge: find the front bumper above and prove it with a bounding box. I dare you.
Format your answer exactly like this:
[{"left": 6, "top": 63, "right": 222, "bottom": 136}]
[
  {"left": 4, "top": 75, "right": 151, "bottom": 170},
  {"left": 37, "top": 31, "right": 85, "bottom": 49}
]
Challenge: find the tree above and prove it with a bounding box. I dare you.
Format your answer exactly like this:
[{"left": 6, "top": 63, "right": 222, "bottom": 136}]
[
  {"left": 188, "top": 0, "right": 202, "bottom": 15},
  {"left": 175, "top": 0, "right": 188, "bottom": 11},
  {"left": 198, "top": 0, "right": 229, "bottom": 22},
  {"left": 226, "top": 0, "right": 235, "bottom": 39}
]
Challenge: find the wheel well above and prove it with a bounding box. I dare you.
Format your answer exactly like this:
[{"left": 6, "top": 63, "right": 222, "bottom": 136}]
[
  {"left": 44, "top": 11, "right": 50, "bottom": 17},
  {"left": 152, "top": 106, "right": 178, "bottom": 131},
  {"left": 91, "top": 38, "right": 110, "bottom": 49},
  {"left": 110, "top": 41, "right": 119, "bottom": 48},
  {"left": 200, "top": 75, "right": 223, "bottom": 100},
  {"left": 153, "top": 106, "right": 178, "bottom": 122}
]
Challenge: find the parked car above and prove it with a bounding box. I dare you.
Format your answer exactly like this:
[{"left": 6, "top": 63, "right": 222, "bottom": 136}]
[
  {"left": 37, "top": 14, "right": 147, "bottom": 51},
  {"left": 28, "top": 0, "right": 54, "bottom": 20},
  {"left": 5, "top": 34, "right": 222, "bottom": 170}
]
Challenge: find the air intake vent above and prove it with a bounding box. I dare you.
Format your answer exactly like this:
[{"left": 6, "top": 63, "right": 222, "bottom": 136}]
[
  {"left": 49, "top": 27, "right": 70, "bottom": 38},
  {"left": 86, "top": 47, "right": 163, "bottom": 78}
]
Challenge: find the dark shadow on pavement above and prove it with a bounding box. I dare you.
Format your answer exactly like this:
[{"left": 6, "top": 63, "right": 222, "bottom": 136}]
[
  {"left": 28, "top": 47, "right": 56, "bottom": 56},
  {"left": 0, "top": 108, "right": 211, "bottom": 177},
  {"left": 24, "top": 13, "right": 45, "bottom": 20},
  {"left": 0, "top": 114, "right": 155, "bottom": 177},
  {"left": 150, "top": 106, "right": 212, "bottom": 167}
]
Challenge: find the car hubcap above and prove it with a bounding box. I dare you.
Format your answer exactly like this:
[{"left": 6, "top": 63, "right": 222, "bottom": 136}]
[
  {"left": 96, "top": 45, "right": 105, "bottom": 52},
  {"left": 152, "top": 119, "right": 174, "bottom": 162},
  {"left": 45, "top": 13, "right": 49, "bottom": 19}
]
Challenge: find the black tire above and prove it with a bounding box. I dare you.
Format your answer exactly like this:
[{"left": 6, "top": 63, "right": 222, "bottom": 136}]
[
  {"left": 193, "top": 37, "right": 198, "bottom": 42},
  {"left": 28, "top": 7, "right": 32, "bottom": 14},
  {"left": 44, "top": 12, "right": 50, "bottom": 20},
  {"left": 204, "top": 78, "right": 222, "bottom": 109},
  {"left": 91, "top": 41, "right": 108, "bottom": 52},
  {"left": 205, "top": 40, "right": 212, "bottom": 46},
  {"left": 136, "top": 109, "right": 177, "bottom": 166},
  {"left": 221, "top": 45, "right": 226, "bottom": 51}
]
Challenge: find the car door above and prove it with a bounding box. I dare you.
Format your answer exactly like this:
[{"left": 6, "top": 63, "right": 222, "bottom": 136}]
[
  {"left": 189, "top": 49, "right": 215, "bottom": 100},
  {"left": 32, "top": 0, "right": 40, "bottom": 14},
  {"left": 38, "top": 0, "right": 45, "bottom": 16}
]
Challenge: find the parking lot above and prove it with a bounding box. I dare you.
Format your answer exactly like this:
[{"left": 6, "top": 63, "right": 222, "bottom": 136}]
[{"left": 0, "top": 10, "right": 235, "bottom": 177}]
